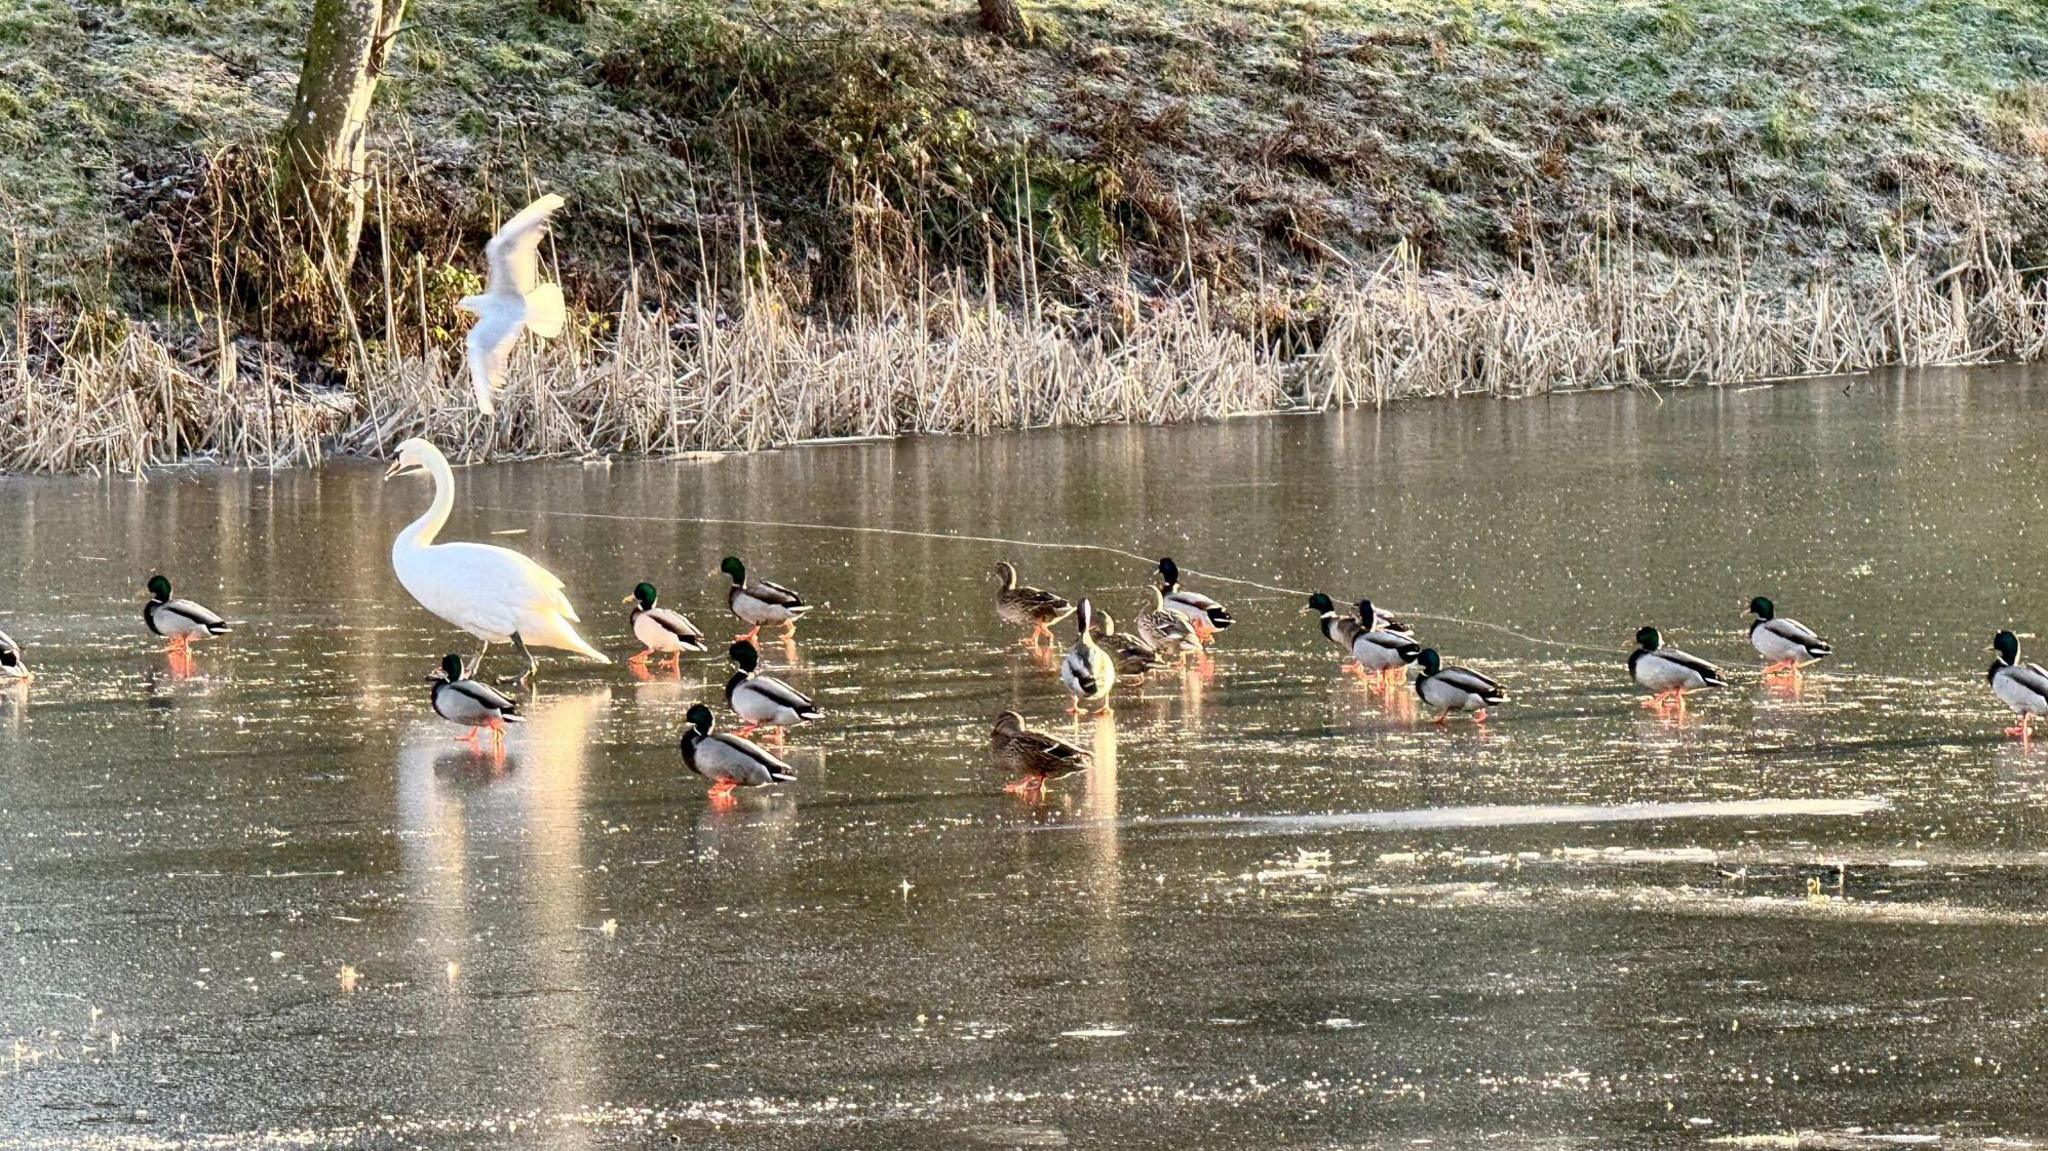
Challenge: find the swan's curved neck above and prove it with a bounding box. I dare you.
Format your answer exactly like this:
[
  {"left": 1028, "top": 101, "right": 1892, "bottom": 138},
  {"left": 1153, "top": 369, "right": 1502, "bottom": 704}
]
[{"left": 397, "top": 454, "right": 456, "bottom": 550}]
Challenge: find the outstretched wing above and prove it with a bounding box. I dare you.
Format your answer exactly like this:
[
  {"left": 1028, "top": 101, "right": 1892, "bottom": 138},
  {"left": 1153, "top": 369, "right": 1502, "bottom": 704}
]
[
  {"left": 484, "top": 193, "right": 564, "bottom": 299},
  {"left": 466, "top": 302, "right": 525, "bottom": 409}
]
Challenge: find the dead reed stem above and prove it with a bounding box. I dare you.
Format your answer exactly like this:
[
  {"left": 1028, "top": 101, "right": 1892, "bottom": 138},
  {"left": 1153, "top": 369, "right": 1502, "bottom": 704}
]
[{"left": 3, "top": 231, "right": 2046, "bottom": 473}]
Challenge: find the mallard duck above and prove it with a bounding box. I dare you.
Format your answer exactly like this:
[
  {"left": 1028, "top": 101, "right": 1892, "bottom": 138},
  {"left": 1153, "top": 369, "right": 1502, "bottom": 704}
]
[
  {"left": 1990, "top": 630, "right": 2048, "bottom": 742},
  {"left": 1414, "top": 648, "right": 1505, "bottom": 722},
  {"left": 1357, "top": 598, "right": 1413, "bottom": 636},
  {"left": 679, "top": 702, "right": 796, "bottom": 798},
  {"left": 718, "top": 556, "right": 809, "bottom": 641},
  {"left": 991, "top": 710, "right": 1092, "bottom": 794},
  {"left": 1746, "top": 596, "right": 1831, "bottom": 673},
  {"left": 386, "top": 438, "right": 607, "bottom": 683},
  {"left": 624, "top": 582, "right": 706, "bottom": 665},
  {"left": 1089, "top": 609, "right": 1169, "bottom": 682},
  {"left": 1137, "top": 585, "right": 1202, "bottom": 657},
  {"left": 141, "top": 575, "right": 230, "bottom": 649},
  {"left": 1350, "top": 599, "right": 1424, "bottom": 683},
  {"left": 0, "top": 629, "right": 29, "bottom": 682},
  {"left": 1060, "top": 599, "right": 1117, "bottom": 713},
  {"left": 725, "top": 639, "right": 821, "bottom": 736},
  {"left": 1156, "top": 557, "right": 1234, "bottom": 639},
  {"left": 1630, "top": 626, "right": 1725, "bottom": 711},
  {"left": 992, "top": 561, "right": 1073, "bottom": 646},
  {"left": 427, "top": 653, "right": 523, "bottom": 744},
  {"left": 1306, "top": 592, "right": 1364, "bottom": 655}
]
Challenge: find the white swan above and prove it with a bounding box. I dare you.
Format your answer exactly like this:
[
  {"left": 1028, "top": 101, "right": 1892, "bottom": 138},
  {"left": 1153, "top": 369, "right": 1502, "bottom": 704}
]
[
  {"left": 459, "top": 193, "right": 568, "bottom": 416},
  {"left": 385, "top": 437, "right": 608, "bottom": 681}
]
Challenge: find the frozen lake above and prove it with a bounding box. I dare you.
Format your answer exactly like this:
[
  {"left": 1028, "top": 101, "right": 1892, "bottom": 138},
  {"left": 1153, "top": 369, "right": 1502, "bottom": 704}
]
[{"left": 3, "top": 367, "right": 2047, "bottom": 1147}]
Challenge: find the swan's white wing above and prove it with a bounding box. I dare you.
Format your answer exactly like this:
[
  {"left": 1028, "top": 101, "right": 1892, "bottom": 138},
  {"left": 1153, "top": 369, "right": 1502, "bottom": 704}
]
[
  {"left": 395, "top": 540, "right": 576, "bottom": 639},
  {"left": 484, "top": 193, "right": 563, "bottom": 298},
  {"left": 466, "top": 300, "right": 525, "bottom": 410}
]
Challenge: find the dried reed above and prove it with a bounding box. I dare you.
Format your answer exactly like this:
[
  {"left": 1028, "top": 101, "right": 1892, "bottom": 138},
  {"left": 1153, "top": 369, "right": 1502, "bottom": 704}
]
[{"left": 3, "top": 224, "right": 2045, "bottom": 473}]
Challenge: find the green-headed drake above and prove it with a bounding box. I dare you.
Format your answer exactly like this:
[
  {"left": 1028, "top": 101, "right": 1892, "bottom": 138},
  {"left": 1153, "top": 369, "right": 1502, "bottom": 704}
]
[
  {"left": 679, "top": 702, "right": 796, "bottom": 799},
  {"left": 1414, "top": 648, "right": 1505, "bottom": 723},
  {"left": 717, "top": 556, "right": 810, "bottom": 641},
  {"left": 624, "top": 582, "right": 707, "bottom": 665}
]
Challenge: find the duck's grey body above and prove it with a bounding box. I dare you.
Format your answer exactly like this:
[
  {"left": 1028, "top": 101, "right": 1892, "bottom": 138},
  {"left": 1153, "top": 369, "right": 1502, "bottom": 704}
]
[
  {"left": 1991, "top": 658, "right": 2048, "bottom": 717},
  {"left": 1416, "top": 663, "right": 1505, "bottom": 714},
  {"left": 1749, "top": 616, "right": 1830, "bottom": 664},
  {"left": 431, "top": 674, "right": 523, "bottom": 728},
  {"left": 681, "top": 723, "right": 797, "bottom": 789},
  {"left": 1353, "top": 627, "right": 1423, "bottom": 675},
  {"left": 632, "top": 605, "right": 707, "bottom": 654},
  {"left": 1161, "top": 588, "right": 1232, "bottom": 632},
  {"left": 1156, "top": 558, "right": 1233, "bottom": 633},
  {"left": 731, "top": 582, "right": 807, "bottom": 627},
  {"left": 145, "top": 598, "right": 229, "bottom": 641},
  {"left": 727, "top": 669, "right": 821, "bottom": 729},
  {"left": 1629, "top": 644, "right": 1725, "bottom": 694}
]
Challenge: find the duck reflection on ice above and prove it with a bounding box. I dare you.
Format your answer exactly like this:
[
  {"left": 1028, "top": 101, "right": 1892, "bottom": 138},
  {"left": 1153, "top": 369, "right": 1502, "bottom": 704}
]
[
  {"left": 396, "top": 686, "right": 608, "bottom": 1137},
  {"left": 687, "top": 792, "right": 798, "bottom": 873},
  {"left": 142, "top": 663, "right": 216, "bottom": 709},
  {"left": 0, "top": 677, "right": 25, "bottom": 732}
]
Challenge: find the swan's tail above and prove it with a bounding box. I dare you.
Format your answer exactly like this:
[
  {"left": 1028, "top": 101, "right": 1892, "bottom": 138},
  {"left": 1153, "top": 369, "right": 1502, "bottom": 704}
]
[
  {"left": 525, "top": 283, "right": 566, "bottom": 340},
  {"left": 525, "top": 611, "right": 611, "bottom": 664}
]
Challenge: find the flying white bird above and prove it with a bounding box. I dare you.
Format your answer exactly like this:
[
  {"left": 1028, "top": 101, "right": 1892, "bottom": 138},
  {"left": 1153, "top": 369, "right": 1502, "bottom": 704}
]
[
  {"left": 386, "top": 437, "right": 608, "bottom": 682},
  {"left": 458, "top": 193, "right": 568, "bottom": 416}
]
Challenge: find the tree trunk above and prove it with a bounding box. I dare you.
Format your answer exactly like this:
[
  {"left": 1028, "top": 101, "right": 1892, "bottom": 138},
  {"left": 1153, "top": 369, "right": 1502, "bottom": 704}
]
[
  {"left": 278, "top": 0, "right": 409, "bottom": 277},
  {"left": 538, "top": 0, "right": 586, "bottom": 22},
  {"left": 977, "top": 0, "right": 1025, "bottom": 39}
]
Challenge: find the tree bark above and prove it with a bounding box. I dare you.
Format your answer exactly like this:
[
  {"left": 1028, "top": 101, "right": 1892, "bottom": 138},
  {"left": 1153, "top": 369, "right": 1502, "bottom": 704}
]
[
  {"left": 977, "top": 0, "right": 1025, "bottom": 39},
  {"left": 278, "top": 0, "right": 409, "bottom": 277}
]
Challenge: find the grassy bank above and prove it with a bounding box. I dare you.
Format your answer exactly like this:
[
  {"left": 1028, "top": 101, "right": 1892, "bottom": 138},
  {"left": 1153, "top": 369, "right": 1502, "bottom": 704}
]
[{"left": 4, "top": 0, "right": 2048, "bottom": 470}]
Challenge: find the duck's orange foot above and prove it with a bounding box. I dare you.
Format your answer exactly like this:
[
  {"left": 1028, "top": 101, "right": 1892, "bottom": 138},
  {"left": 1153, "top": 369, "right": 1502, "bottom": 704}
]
[{"left": 708, "top": 780, "right": 740, "bottom": 798}]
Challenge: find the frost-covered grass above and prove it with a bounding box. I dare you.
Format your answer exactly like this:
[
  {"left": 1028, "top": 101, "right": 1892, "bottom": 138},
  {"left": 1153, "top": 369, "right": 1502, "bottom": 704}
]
[
  {"left": 2, "top": 0, "right": 2047, "bottom": 469},
  {"left": 6, "top": 0, "right": 2047, "bottom": 310}
]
